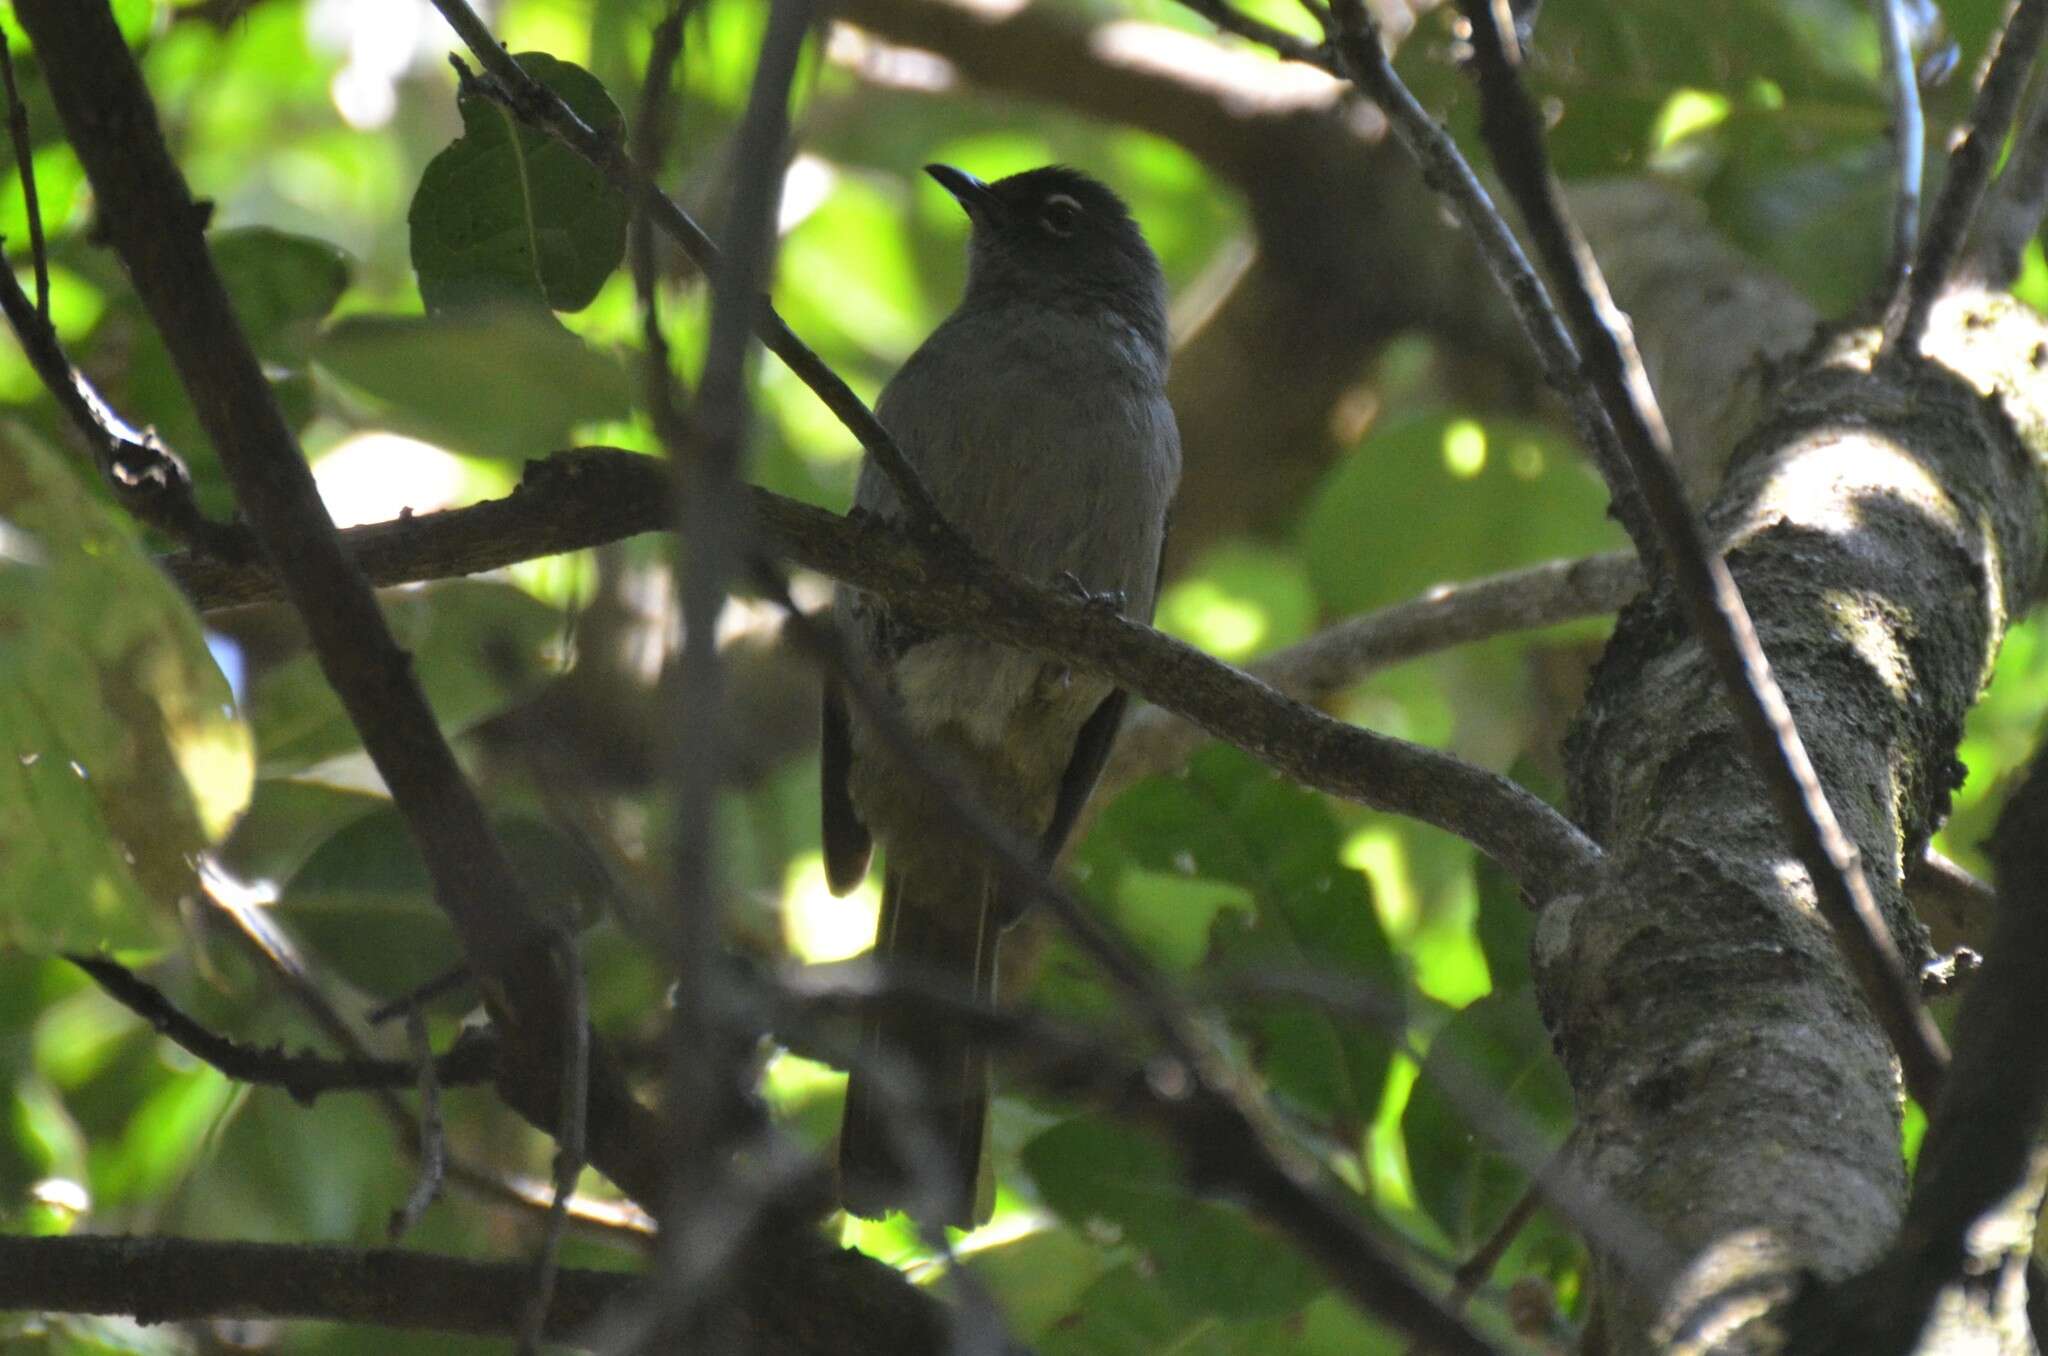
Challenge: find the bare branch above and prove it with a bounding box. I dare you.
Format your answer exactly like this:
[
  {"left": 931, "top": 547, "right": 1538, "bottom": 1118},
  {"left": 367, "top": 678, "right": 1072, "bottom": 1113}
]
[
  {"left": 168, "top": 448, "right": 1599, "bottom": 904},
  {"left": 66, "top": 954, "right": 498, "bottom": 1101},
  {"left": 1449, "top": 0, "right": 1950, "bottom": 1106},
  {"left": 0, "top": 1235, "right": 635, "bottom": 1345},
  {"left": 1872, "top": 0, "right": 1927, "bottom": 284},
  {"left": 18, "top": 0, "right": 670, "bottom": 1209},
  {"left": 0, "top": 28, "right": 49, "bottom": 320},
  {"left": 388, "top": 1004, "right": 449, "bottom": 1240},
  {"left": 1303, "top": 0, "right": 1653, "bottom": 556},
  {"left": 1107, "top": 551, "right": 1642, "bottom": 795},
  {"left": 1887, "top": 0, "right": 2048, "bottom": 352},
  {"left": 1965, "top": 84, "right": 2048, "bottom": 286}
]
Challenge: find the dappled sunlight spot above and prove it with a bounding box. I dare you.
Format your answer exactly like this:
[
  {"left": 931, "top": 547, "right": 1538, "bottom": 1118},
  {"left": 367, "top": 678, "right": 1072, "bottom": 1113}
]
[
  {"left": 1653, "top": 89, "right": 1731, "bottom": 149},
  {"left": 1508, "top": 439, "right": 1546, "bottom": 479},
  {"left": 824, "top": 26, "right": 958, "bottom": 93},
  {"left": 784, "top": 851, "right": 880, "bottom": 964},
  {"left": 311, "top": 431, "right": 476, "bottom": 528},
  {"left": 1092, "top": 22, "right": 1344, "bottom": 117},
  {"left": 1441, "top": 419, "right": 1486, "bottom": 479},
  {"left": 780, "top": 154, "right": 838, "bottom": 234},
  {"left": 1342, "top": 825, "right": 1416, "bottom": 938},
  {"left": 1748, "top": 433, "right": 1959, "bottom": 542},
  {"left": 762, "top": 1049, "right": 844, "bottom": 1109},
  {"left": 1821, "top": 588, "right": 1912, "bottom": 701},
  {"left": 1158, "top": 579, "right": 1267, "bottom": 659},
  {"left": 307, "top": 0, "right": 441, "bottom": 132},
  {"left": 1367, "top": 1054, "right": 1420, "bottom": 1213}
]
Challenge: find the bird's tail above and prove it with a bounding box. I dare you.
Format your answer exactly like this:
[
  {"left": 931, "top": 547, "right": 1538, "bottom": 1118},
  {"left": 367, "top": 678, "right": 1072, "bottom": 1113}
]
[{"left": 838, "top": 863, "right": 1000, "bottom": 1228}]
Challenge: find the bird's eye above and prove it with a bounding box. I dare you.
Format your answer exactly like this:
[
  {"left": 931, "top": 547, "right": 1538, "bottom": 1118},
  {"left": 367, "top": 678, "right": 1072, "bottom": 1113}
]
[{"left": 1039, "top": 194, "right": 1083, "bottom": 237}]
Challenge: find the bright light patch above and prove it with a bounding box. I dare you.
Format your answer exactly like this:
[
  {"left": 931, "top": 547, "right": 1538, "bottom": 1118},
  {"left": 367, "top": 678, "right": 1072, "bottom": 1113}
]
[
  {"left": 783, "top": 851, "right": 880, "bottom": 963},
  {"left": 1651, "top": 89, "right": 1731, "bottom": 153},
  {"left": 1160, "top": 579, "right": 1268, "bottom": 659},
  {"left": 780, "top": 154, "right": 838, "bottom": 234},
  {"left": 312, "top": 432, "right": 472, "bottom": 528},
  {"left": 1441, "top": 419, "right": 1487, "bottom": 479},
  {"left": 762, "top": 1049, "right": 843, "bottom": 1107},
  {"left": 1342, "top": 825, "right": 1416, "bottom": 937}
]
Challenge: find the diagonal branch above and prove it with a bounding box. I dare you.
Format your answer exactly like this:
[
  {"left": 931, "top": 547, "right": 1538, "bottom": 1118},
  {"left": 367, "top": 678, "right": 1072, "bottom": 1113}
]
[
  {"left": 14, "top": 0, "right": 668, "bottom": 1207},
  {"left": 1887, "top": 0, "right": 2048, "bottom": 351},
  {"left": 1445, "top": 0, "right": 1950, "bottom": 1106},
  {"left": 68, "top": 954, "right": 498, "bottom": 1102}
]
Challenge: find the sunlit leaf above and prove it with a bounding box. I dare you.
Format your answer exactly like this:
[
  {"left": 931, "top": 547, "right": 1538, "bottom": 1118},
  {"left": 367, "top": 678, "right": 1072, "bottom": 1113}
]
[{"left": 0, "top": 434, "right": 252, "bottom": 951}]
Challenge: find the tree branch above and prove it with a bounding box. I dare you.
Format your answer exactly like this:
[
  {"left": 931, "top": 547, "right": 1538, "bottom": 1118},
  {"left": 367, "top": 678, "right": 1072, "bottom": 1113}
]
[
  {"left": 166, "top": 449, "right": 1600, "bottom": 904},
  {"left": 1887, "top": 0, "right": 2048, "bottom": 351},
  {"left": 0, "top": 1235, "right": 634, "bottom": 1345},
  {"left": 67, "top": 954, "right": 497, "bottom": 1103},
  {"left": 16, "top": 0, "right": 671, "bottom": 1209},
  {"left": 1451, "top": 0, "right": 1949, "bottom": 1105}
]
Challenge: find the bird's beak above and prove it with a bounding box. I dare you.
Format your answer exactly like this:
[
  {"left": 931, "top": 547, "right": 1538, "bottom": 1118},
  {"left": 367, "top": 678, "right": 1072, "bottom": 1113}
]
[{"left": 924, "top": 163, "right": 1003, "bottom": 224}]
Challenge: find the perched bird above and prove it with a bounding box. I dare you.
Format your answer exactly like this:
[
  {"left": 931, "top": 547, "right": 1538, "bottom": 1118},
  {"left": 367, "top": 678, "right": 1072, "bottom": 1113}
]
[{"left": 822, "top": 164, "right": 1181, "bottom": 1227}]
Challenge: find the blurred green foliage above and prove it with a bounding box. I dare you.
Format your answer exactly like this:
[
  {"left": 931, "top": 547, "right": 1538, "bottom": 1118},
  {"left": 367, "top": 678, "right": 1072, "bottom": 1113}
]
[{"left": 0, "top": 0, "right": 2042, "bottom": 1350}]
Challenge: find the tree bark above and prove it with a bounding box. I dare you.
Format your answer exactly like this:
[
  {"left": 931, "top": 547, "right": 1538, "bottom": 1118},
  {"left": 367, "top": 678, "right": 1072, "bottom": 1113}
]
[{"left": 1550, "top": 291, "right": 2048, "bottom": 1348}]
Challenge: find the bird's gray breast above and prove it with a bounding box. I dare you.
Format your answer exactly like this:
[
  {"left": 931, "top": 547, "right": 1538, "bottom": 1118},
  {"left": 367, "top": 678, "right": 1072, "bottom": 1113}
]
[{"left": 844, "top": 302, "right": 1180, "bottom": 757}]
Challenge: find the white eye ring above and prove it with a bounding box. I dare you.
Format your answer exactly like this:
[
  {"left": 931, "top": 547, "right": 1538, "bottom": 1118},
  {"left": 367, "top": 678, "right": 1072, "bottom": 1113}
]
[{"left": 1040, "top": 193, "right": 1084, "bottom": 236}]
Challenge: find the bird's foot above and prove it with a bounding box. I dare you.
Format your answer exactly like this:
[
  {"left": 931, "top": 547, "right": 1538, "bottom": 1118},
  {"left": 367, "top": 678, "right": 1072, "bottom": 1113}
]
[{"left": 1056, "top": 571, "right": 1126, "bottom": 612}]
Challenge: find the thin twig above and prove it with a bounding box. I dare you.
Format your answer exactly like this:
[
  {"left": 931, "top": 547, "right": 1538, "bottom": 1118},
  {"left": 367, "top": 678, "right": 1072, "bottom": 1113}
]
[
  {"left": 1965, "top": 83, "right": 2048, "bottom": 286},
  {"left": 1873, "top": 0, "right": 1927, "bottom": 284},
  {"left": 388, "top": 1005, "right": 448, "bottom": 1239},
  {"left": 0, "top": 234, "right": 249, "bottom": 557},
  {"left": 521, "top": 926, "right": 589, "bottom": 1354},
  {"left": 648, "top": 1, "right": 814, "bottom": 1343},
  {"left": 1106, "top": 550, "right": 1642, "bottom": 797},
  {"left": 1178, "top": 0, "right": 1334, "bottom": 67},
  {"left": 1444, "top": 0, "right": 1949, "bottom": 1105},
  {"left": 425, "top": 0, "right": 956, "bottom": 541},
  {"left": 18, "top": 0, "right": 672, "bottom": 1209},
  {"left": 0, "top": 28, "right": 49, "bottom": 320},
  {"left": 1887, "top": 0, "right": 2048, "bottom": 351},
  {"left": 66, "top": 954, "right": 498, "bottom": 1101},
  {"left": 1292, "top": 0, "right": 1653, "bottom": 557},
  {"left": 205, "top": 879, "right": 655, "bottom": 1243}
]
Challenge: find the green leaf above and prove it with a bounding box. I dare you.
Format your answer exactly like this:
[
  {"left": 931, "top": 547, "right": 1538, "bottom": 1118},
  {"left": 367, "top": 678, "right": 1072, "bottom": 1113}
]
[
  {"left": 1023, "top": 1116, "right": 1321, "bottom": 1319},
  {"left": 279, "top": 804, "right": 610, "bottom": 995},
  {"left": 0, "top": 434, "right": 252, "bottom": 950},
  {"left": 409, "top": 52, "right": 629, "bottom": 315},
  {"left": 208, "top": 228, "right": 353, "bottom": 365},
  {"left": 1300, "top": 412, "right": 1626, "bottom": 617},
  {"left": 1077, "top": 747, "right": 1399, "bottom": 1133},
  {"left": 1401, "top": 986, "right": 1572, "bottom": 1249},
  {"left": 313, "top": 308, "right": 632, "bottom": 459},
  {"left": 248, "top": 578, "right": 563, "bottom": 776},
  {"left": 967, "top": 1227, "right": 1114, "bottom": 1338}
]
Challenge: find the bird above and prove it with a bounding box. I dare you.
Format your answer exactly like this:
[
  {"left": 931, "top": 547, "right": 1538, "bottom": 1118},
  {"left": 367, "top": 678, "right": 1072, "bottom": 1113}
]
[{"left": 821, "top": 163, "right": 1181, "bottom": 1228}]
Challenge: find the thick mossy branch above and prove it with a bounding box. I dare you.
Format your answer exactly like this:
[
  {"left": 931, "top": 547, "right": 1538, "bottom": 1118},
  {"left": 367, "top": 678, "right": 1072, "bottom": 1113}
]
[{"left": 1548, "top": 291, "right": 2048, "bottom": 1346}]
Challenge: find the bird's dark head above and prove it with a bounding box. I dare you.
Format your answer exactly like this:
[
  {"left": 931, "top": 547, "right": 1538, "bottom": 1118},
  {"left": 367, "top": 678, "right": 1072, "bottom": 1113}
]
[{"left": 925, "top": 163, "right": 1168, "bottom": 358}]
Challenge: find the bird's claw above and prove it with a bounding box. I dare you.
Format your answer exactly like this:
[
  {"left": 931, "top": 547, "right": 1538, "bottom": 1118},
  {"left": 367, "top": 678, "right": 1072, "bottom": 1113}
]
[{"left": 1056, "top": 572, "right": 1126, "bottom": 612}]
